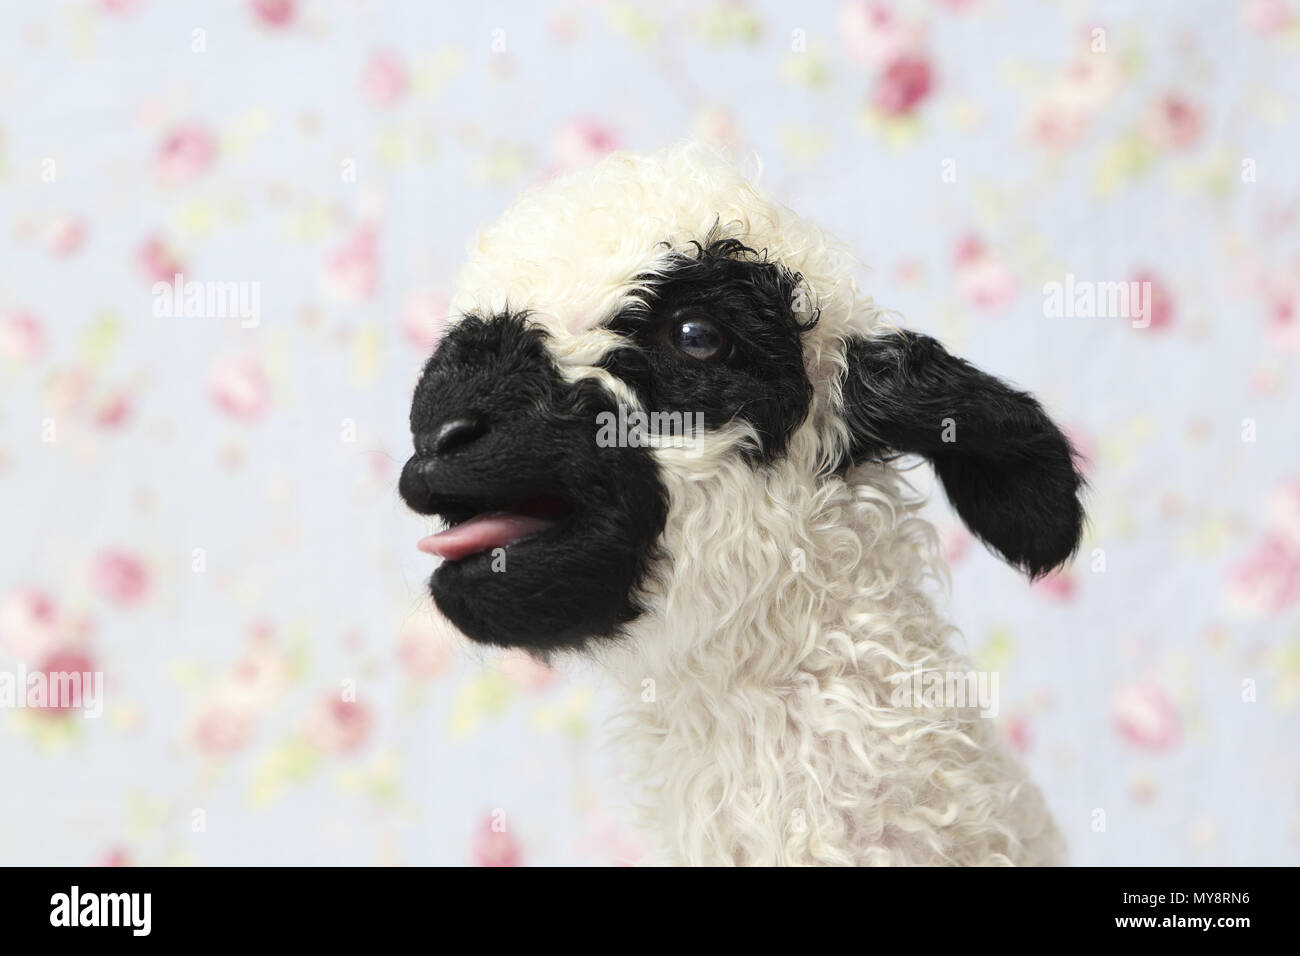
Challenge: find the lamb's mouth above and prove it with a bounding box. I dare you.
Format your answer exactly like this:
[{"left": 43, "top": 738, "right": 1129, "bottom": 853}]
[{"left": 417, "top": 493, "right": 574, "bottom": 563}]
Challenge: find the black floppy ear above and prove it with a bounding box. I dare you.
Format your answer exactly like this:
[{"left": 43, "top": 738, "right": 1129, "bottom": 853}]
[{"left": 838, "top": 328, "right": 1085, "bottom": 579}]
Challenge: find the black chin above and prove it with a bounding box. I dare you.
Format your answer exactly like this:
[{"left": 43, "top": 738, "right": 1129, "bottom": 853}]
[
  {"left": 429, "top": 498, "right": 658, "bottom": 651},
  {"left": 427, "top": 465, "right": 665, "bottom": 651}
]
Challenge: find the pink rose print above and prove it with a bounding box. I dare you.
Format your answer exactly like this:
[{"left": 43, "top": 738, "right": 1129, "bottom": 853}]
[
  {"left": 322, "top": 226, "right": 379, "bottom": 302},
  {"left": 1060, "top": 46, "right": 1124, "bottom": 108},
  {"left": 33, "top": 648, "right": 98, "bottom": 716},
  {"left": 93, "top": 550, "right": 149, "bottom": 606},
  {"left": 547, "top": 10, "right": 580, "bottom": 43},
  {"left": 693, "top": 106, "right": 742, "bottom": 149},
  {"left": 1142, "top": 94, "right": 1203, "bottom": 151},
  {"left": 97, "top": 847, "right": 133, "bottom": 867},
  {"left": 577, "top": 813, "right": 650, "bottom": 866},
  {"left": 953, "top": 235, "right": 1017, "bottom": 311},
  {"left": 472, "top": 813, "right": 522, "bottom": 867},
  {"left": 550, "top": 119, "right": 620, "bottom": 172},
  {"left": 1004, "top": 714, "right": 1031, "bottom": 754},
  {"left": 305, "top": 695, "right": 373, "bottom": 755},
  {"left": 1063, "top": 425, "right": 1097, "bottom": 480},
  {"left": 209, "top": 355, "right": 271, "bottom": 421},
  {"left": 1266, "top": 281, "right": 1300, "bottom": 352},
  {"left": 362, "top": 50, "right": 408, "bottom": 107},
  {"left": 43, "top": 216, "right": 86, "bottom": 257},
  {"left": 839, "top": 1, "right": 920, "bottom": 67},
  {"left": 1033, "top": 571, "right": 1077, "bottom": 602},
  {"left": 251, "top": 0, "right": 296, "bottom": 28},
  {"left": 940, "top": 524, "right": 972, "bottom": 565},
  {"left": 156, "top": 124, "right": 217, "bottom": 187},
  {"left": 1028, "top": 98, "right": 1091, "bottom": 150},
  {"left": 397, "top": 617, "right": 453, "bottom": 679},
  {"left": 368, "top": 447, "right": 392, "bottom": 482},
  {"left": 401, "top": 289, "right": 449, "bottom": 351},
  {"left": 0, "top": 589, "right": 61, "bottom": 660},
  {"left": 498, "top": 650, "right": 556, "bottom": 691},
  {"left": 873, "top": 54, "right": 933, "bottom": 115},
  {"left": 1112, "top": 679, "right": 1181, "bottom": 751},
  {"left": 1243, "top": 0, "right": 1294, "bottom": 33},
  {"left": 0, "top": 311, "right": 45, "bottom": 362},
  {"left": 1129, "top": 270, "right": 1175, "bottom": 331},
  {"left": 188, "top": 692, "right": 255, "bottom": 755},
  {"left": 1268, "top": 481, "right": 1300, "bottom": 549},
  {"left": 45, "top": 367, "right": 93, "bottom": 416},
  {"left": 1225, "top": 479, "right": 1300, "bottom": 616},
  {"left": 137, "top": 236, "right": 184, "bottom": 285},
  {"left": 225, "top": 639, "right": 291, "bottom": 712},
  {"left": 1226, "top": 534, "right": 1300, "bottom": 617},
  {"left": 93, "top": 390, "right": 134, "bottom": 430},
  {"left": 1027, "top": 39, "right": 1123, "bottom": 149}
]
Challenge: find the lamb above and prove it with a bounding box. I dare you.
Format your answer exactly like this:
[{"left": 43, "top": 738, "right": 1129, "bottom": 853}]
[{"left": 399, "top": 143, "right": 1085, "bottom": 866}]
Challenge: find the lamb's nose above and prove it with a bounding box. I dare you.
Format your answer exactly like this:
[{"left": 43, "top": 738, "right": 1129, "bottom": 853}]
[{"left": 431, "top": 416, "right": 486, "bottom": 456}]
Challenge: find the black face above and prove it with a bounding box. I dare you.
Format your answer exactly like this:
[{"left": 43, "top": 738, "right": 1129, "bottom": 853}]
[
  {"left": 399, "top": 313, "right": 667, "bottom": 651},
  {"left": 399, "top": 238, "right": 818, "bottom": 651}
]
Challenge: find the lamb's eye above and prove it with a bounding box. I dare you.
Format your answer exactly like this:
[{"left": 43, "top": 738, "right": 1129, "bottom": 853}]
[{"left": 670, "top": 316, "right": 728, "bottom": 361}]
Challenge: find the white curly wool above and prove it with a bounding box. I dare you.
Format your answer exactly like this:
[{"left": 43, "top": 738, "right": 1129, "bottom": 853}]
[{"left": 449, "top": 144, "right": 1065, "bottom": 866}]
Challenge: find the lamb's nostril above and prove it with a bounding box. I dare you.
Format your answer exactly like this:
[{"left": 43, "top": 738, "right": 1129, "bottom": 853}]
[{"left": 432, "top": 416, "right": 486, "bottom": 456}]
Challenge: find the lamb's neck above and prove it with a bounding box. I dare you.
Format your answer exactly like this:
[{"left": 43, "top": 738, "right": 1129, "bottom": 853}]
[
  {"left": 612, "top": 545, "right": 954, "bottom": 709},
  {"left": 595, "top": 466, "right": 1060, "bottom": 864},
  {"left": 605, "top": 583, "right": 1039, "bottom": 865},
  {"left": 599, "top": 535, "right": 989, "bottom": 864}
]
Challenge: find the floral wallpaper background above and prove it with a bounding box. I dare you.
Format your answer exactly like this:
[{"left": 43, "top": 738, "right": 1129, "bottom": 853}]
[{"left": 1, "top": 0, "right": 1298, "bottom": 866}]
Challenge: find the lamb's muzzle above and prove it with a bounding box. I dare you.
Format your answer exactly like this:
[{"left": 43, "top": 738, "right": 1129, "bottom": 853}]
[
  {"left": 400, "top": 144, "right": 1085, "bottom": 865},
  {"left": 400, "top": 311, "right": 667, "bottom": 651}
]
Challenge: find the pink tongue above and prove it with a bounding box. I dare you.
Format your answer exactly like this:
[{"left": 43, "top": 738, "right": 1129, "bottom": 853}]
[{"left": 418, "top": 512, "right": 556, "bottom": 561}]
